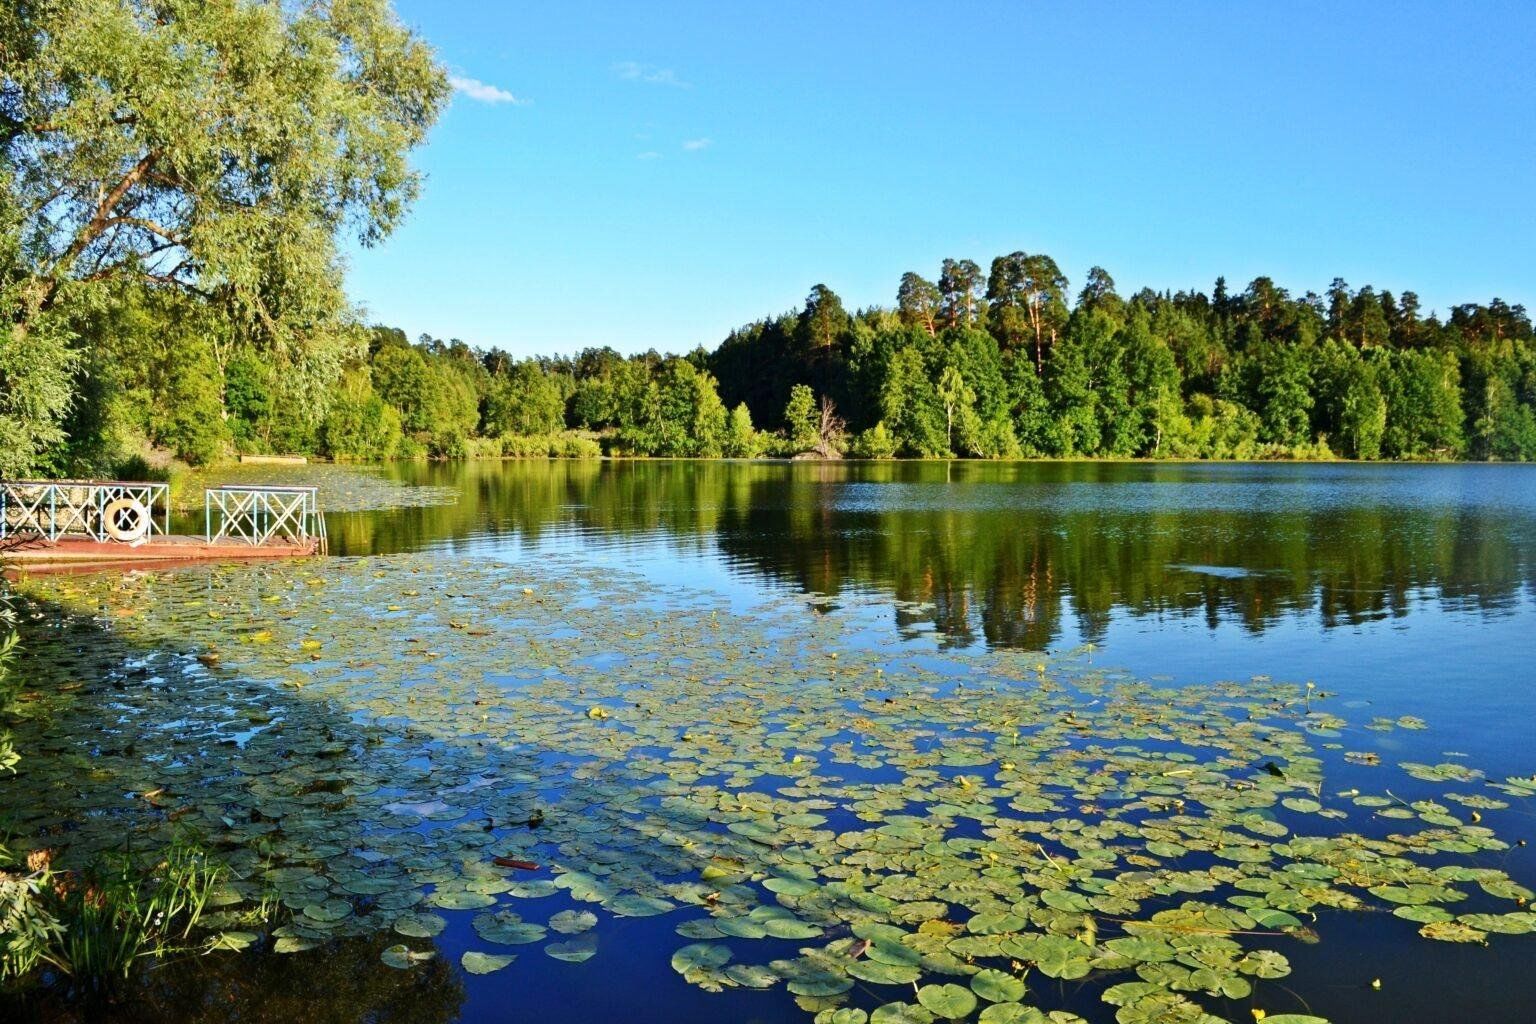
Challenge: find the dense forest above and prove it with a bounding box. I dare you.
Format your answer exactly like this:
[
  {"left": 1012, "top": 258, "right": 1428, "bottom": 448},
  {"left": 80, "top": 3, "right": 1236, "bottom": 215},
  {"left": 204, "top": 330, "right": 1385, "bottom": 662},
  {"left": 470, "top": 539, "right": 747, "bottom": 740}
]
[
  {"left": 3, "top": 6, "right": 1534, "bottom": 475},
  {"left": 27, "top": 260, "right": 1536, "bottom": 474}
]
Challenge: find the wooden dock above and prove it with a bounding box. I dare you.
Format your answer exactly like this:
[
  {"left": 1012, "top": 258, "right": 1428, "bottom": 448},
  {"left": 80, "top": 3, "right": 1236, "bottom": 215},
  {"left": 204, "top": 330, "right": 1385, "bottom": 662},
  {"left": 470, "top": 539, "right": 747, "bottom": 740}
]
[
  {"left": 3, "top": 479, "right": 326, "bottom": 575},
  {"left": 2, "top": 533, "right": 320, "bottom": 574}
]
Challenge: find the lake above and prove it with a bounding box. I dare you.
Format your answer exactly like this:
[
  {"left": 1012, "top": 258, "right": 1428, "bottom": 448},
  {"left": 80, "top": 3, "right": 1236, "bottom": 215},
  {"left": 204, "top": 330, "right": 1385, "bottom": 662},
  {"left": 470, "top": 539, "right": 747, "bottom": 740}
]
[{"left": 7, "top": 460, "right": 1535, "bottom": 1024}]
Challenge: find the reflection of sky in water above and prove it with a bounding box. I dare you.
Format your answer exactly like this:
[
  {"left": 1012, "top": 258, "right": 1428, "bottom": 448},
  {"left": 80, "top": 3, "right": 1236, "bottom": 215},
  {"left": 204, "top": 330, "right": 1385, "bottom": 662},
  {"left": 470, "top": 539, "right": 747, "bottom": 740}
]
[{"left": 423, "top": 520, "right": 1536, "bottom": 734}]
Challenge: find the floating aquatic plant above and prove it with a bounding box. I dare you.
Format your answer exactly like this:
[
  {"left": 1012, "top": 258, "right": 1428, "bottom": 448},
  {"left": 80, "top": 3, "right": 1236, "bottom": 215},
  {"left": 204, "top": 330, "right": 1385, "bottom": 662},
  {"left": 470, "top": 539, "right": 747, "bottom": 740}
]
[{"left": 5, "top": 554, "right": 1534, "bottom": 1022}]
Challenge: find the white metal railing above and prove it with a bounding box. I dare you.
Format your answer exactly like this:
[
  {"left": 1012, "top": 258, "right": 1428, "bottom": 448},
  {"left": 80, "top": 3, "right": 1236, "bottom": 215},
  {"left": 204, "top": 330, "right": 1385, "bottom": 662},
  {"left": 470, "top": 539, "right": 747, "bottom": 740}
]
[
  {"left": 205, "top": 486, "right": 327, "bottom": 554},
  {"left": 1, "top": 480, "right": 169, "bottom": 543}
]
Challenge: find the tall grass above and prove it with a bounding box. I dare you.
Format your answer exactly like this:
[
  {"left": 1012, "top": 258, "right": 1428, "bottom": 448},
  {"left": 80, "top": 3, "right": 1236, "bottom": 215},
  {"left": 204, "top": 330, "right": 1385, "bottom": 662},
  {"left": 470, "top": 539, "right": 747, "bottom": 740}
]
[
  {"left": 2, "top": 836, "right": 227, "bottom": 992},
  {"left": 48, "top": 838, "right": 226, "bottom": 986}
]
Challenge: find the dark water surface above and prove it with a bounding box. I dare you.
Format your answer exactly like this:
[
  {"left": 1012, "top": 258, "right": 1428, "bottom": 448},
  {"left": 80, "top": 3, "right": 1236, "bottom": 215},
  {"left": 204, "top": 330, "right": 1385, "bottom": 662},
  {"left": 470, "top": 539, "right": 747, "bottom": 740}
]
[{"left": 16, "top": 460, "right": 1536, "bottom": 1024}]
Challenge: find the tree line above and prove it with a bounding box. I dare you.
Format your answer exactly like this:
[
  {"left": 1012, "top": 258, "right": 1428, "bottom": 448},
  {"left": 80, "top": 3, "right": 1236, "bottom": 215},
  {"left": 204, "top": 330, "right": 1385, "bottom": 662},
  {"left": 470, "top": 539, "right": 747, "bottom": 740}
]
[
  {"left": 19, "top": 259, "right": 1536, "bottom": 472},
  {"left": 4, "top": 6, "right": 1533, "bottom": 474}
]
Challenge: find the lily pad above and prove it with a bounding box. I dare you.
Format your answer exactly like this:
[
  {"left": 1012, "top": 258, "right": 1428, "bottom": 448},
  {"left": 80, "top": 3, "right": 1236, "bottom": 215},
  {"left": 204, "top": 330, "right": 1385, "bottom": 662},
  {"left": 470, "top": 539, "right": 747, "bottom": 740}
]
[{"left": 462, "top": 951, "right": 517, "bottom": 974}]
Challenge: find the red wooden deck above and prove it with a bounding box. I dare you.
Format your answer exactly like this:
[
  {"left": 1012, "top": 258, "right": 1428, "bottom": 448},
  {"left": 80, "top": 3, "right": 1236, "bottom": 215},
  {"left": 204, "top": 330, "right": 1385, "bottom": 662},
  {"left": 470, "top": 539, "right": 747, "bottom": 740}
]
[{"left": 1, "top": 533, "right": 319, "bottom": 574}]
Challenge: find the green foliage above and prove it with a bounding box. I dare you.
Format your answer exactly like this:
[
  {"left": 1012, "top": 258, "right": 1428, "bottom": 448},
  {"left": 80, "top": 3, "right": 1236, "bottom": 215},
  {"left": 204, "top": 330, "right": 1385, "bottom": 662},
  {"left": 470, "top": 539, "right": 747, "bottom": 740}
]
[
  {"left": 0, "top": 599, "right": 19, "bottom": 776},
  {"left": 53, "top": 839, "right": 224, "bottom": 986},
  {"left": 485, "top": 362, "right": 565, "bottom": 437},
  {"left": 224, "top": 350, "right": 274, "bottom": 450},
  {"left": 0, "top": 220, "right": 79, "bottom": 473},
  {"left": 1381, "top": 349, "right": 1465, "bottom": 458},
  {"left": 1, "top": 0, "right": 445, "bottom": 474},
  {"left": 3, "top": 0, "right": 446, "bottom": 400},
  {"left": 372, "top": 344, "right": 479, "bottom": 457},
  {"left": 784, "top": 384, "right": 820, "bottom": 453},
  {"left": 849, "top": 421, "right": 899, "bottom": 459},
  {"left": 483, "top": 432, "right": 603, "bottom": 458},
  {"left": 880, "top": 346, "right": 949, "bottom": 456},
  {"left": 0, "top": 314, "right": 77, "bottom": 477},
  {"left": 322, "top": 369, "right": 403, "bottom": 461},
  {"left": 0, "top": 835, "right": 229, "bottom": 990},
  {"left": 724, "top": 403, "right": 763, "bottom": 458},
  {"left": 0, "top": 850, "right": 64, "bottom": 984}
]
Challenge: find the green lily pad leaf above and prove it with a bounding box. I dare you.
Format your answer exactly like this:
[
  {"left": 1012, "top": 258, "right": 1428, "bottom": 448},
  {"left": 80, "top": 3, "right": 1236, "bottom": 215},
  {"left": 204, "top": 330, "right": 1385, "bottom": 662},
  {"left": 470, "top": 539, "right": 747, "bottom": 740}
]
[
  {"left": 671, "top": 942, "right": 731, "bottom": 974},
  {"left": 1418, "top": 920, "right": 1487, "bottom": 943},
  {"left": 1479, "top": 878, "right": 1534, "bottom": 901},
  {"left": 302, "top": 899, "right": 353, "bottom": 922},
  {"left": 1369, "top": 884, "right": 1463, "bottom": 906},
  {"left": 1104, "top": 936, "right": 1175, "bottom": 963},
  {"left": 472, "top": 910, "right": 548, "bottom": 945},
  {"left": 273, "top": 935, "right": 320, "bottom": 954},
  {"left": 867, "top": 937, "right": 922, "bottom": 966},
  {"left": 1236, "top": 950, "right": 1291, "bottom": 979},
  {"left": 607, "top": 893, "right": 676, "bottom": 917},
  {"left": 970, "top": 968, "right": 1026, "bottom": 1003},
  {"left": 917, "top": 983, "right": 978, "bottom": 1020},
  {"left": 763, "top": 917, "right": 823, "bottom": 939},
  {"left": 1392, "top": 905, "right": 1452, "bottom": 924},
  {"left": 871, "top": 1003, "right": 937, "bottom": 1024},
  {"left": 549, "top": 909, "right": 598, "bottom": 934},
  {"left": 462, "top": 951, "right": 516, "bottom": 974},
  {"left": 725, "top": 962, "right": 780, "bottom": 988},
  {"left": 431, "top": 889, "right": 497, "bottom": 910},
  {"left": 787, "top": 973, "right": 855, "bottom": 997},
  {"left": 815, "top": 1011, "right": 868, "bottom": 1024},
  {"left": 1246, "top": 907, "right": 1303, "bottom": 929},
  {"left": 765, "top": 875, "right": 819, "bottom": 896},
  {"left": 849, "top": 958, "right": 922, "bottom": 985},
  {"left": 381, "top": 944, "right": 434, "bottom": 969},
  {"left": 968, "top": 911, "right": 1027, "bottom": 934},
  {"left": 556, "top": 872, "right": 617, "bottom": 904},
  {"left": 1003, "top": 934, "right": 1093, "bottom": 979},
  {"left": 545, "top": 934, "right": 599, "bottom": 962},
  {"left": 504, "top": 880, "right": 561, "bottom": 899},
  {"left": 1457, "top": 913, "right": 1536, "bottom": 935},
  {"left": 208, "top": 931, "right": 258, "bottom": 951},
  {"left": 393, "top": 912, "right": 447, "bottom": 938}
]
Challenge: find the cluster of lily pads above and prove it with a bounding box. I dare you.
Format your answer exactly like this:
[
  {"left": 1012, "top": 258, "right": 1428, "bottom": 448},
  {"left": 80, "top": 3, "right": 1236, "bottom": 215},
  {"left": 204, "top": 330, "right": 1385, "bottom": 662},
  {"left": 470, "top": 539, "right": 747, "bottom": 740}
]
[
  {"left": 168, "top": 463, "right": 458, "bottom": 513},
  {"left": 6, "top": 553, "right": 1534, "bottom": 1024}
]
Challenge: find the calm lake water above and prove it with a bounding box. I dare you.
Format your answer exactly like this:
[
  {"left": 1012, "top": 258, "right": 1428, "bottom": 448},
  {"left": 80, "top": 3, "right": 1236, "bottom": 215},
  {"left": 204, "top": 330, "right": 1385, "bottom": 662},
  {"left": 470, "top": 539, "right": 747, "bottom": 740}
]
[
  {"left": 11, "top": 460, "right": 1536, "bottom": 1024},
  {"left": 340, "top": 459, "right": 1536, "bottom": 728}
]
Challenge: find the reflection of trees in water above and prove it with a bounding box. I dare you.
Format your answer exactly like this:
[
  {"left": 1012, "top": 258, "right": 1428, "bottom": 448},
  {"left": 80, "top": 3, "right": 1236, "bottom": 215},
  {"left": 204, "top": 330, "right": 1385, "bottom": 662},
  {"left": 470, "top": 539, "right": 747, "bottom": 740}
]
[
  {"left": 323, "top": 461, "right": 1536, "bottom": 650},
  {"left": 18, "top": 932, "right": 463, "bottom": 1024}
]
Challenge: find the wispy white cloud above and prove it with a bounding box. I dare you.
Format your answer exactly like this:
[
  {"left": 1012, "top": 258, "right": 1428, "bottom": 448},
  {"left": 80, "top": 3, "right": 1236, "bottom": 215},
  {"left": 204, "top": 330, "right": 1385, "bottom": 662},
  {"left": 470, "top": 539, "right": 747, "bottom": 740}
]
[
  {"left": 613, "top": 61, "right": 689, "bottom": 87},
  {"left": 681, "top": 138, "right": 711, "bottom": 152},
  {"left": 450, "top": 75, "right": 527, "bottom": 105},
  {"left": 636, "top": 151, "right": 661, "bottom": 161}
]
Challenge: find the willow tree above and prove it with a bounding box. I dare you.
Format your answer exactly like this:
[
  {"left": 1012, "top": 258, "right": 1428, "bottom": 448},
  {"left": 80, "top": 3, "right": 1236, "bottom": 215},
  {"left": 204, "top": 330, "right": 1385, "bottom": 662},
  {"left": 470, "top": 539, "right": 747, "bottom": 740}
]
[{"left": 1, "top": 0, "right": 447, "bottom": 471}]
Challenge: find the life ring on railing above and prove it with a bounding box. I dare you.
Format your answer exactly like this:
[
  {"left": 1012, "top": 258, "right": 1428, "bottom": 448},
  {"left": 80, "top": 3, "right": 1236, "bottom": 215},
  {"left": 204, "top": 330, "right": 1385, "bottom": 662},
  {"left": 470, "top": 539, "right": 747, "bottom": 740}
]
[{"left": 102, "top": 498, "right": 151, "bottom": 543}]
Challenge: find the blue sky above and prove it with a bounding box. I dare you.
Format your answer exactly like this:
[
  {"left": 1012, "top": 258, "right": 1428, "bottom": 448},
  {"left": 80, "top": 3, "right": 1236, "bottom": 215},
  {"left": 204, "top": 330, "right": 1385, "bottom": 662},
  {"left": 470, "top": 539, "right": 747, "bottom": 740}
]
[{"left": 346, "top": 1, "right": 1536, "bottom": 357}]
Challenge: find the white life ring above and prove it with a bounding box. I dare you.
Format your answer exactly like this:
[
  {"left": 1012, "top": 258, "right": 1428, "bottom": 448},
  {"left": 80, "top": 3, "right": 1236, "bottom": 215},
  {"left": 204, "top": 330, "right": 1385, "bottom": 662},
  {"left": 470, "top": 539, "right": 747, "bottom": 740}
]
[{"left": 103, "top": 497, "right": 151, "bottom": 543}]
